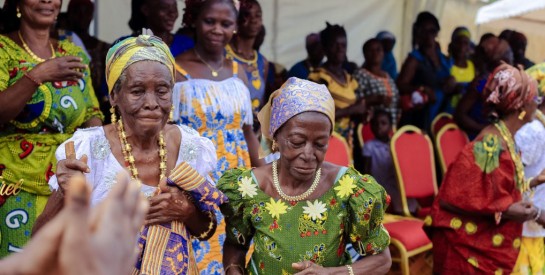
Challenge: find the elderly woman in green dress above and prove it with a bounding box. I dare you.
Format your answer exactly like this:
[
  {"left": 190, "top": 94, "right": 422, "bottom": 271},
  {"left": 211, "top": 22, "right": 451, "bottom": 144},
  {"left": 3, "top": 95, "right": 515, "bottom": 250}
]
[{"left": 218, "top": 77, "right": 391, "bottom": 275}]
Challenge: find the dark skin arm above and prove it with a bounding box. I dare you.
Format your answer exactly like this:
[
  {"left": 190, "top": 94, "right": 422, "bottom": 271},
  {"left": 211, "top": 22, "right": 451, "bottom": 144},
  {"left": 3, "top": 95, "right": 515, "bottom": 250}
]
[
  {"left": 243, "top": 124, "right": 265, "bottom": 167},
  {"left": 33, "top": 154, "right": 91, "bottom": 234},
  {"left": 396, "top": 56, "right": 435, "bottom": 102},
  {"left": 32, "top": 190, "right": 64, "bottom": 235},
  {"left": 454, "top": 79, "right": 485, "bottom": 134},
  {"left": 0, "top": 56, "right": 87, "bottom": 124},
  {"left": 291, "top": 248, "right": 392, "bottom": 275},
  {"left": 439, "top": 199, "right": 537, "bottom": 223},
  {"left": 396, "top": 56, "right": 420, "bottom": 96},
  {"left": 223, "top": 240, "right": 249, "bottom": 275},
  {"left": 528, "top": 168, "right": 545, "bottom": 188}
]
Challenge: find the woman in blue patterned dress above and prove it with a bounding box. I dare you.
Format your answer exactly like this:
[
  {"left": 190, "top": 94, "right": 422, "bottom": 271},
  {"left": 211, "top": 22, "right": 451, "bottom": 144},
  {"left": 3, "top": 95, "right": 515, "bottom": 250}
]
[{"left": 172, "top": 0, "right": 263, "bottom": 273}]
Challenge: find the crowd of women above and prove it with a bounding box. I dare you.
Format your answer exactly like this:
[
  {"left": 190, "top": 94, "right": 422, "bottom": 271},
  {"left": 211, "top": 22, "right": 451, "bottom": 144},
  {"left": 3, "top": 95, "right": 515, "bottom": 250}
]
[{"left": 0, "top": 0, "right": 544, "bottom": 274}]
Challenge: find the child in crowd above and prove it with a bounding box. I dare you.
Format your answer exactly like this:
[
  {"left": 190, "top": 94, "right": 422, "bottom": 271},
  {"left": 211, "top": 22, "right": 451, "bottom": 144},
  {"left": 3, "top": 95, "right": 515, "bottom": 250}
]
[{"left": 362, "top": 110, "right": 417, "bottom": 214}]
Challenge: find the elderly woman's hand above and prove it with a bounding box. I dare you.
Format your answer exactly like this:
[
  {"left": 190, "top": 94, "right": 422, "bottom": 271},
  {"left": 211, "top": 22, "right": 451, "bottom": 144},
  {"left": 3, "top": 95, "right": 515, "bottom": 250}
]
[
  {"left": 56, "top": 154, "right": 90, "bottom": 194},
  {"left": 504, "top": 201, "right": 537, "bottom": 223},
  {"left": 29, "top": 56, "right": 87, "bottom": 84},
  {"left": 145, "top": 182, "right": 197, "bottom": 225},
  {"left": 292, "top": 261, "right": 332, "bottom": 275}
]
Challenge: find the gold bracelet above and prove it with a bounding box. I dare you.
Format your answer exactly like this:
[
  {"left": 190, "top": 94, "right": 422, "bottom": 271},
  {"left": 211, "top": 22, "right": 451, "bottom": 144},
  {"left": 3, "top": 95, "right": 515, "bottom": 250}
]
[
  {"left": 224, "top": 263, "right": 244, "bottom": 274},
  {"left": 197, "top": 210, "right": 215, "bottom": 239},
  {"left": 346, "top": 264, "right": 355, "bottom": 275}
]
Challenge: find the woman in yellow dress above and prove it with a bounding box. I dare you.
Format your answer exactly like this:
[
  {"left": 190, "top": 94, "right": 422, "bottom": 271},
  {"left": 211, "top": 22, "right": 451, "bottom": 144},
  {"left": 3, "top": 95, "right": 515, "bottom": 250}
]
[{"left": 308, "top": 23, "right": 364, "bottom": 143}]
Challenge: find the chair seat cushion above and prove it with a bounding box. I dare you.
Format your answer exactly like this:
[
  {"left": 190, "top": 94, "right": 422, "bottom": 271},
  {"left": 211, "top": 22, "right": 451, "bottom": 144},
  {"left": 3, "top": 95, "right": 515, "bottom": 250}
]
[
  {"left": 384, "top": 219, "right": 430, "bottom": 251},
  {"left": 416, "top": 206, "right": 431, "bottom": 218}
]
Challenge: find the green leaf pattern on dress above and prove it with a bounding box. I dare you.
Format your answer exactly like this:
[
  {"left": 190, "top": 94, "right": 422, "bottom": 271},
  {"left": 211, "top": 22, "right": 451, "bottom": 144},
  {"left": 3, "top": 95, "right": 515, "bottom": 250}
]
[{"left": 473, "top": 134, "right": 503, "bottom": 173}]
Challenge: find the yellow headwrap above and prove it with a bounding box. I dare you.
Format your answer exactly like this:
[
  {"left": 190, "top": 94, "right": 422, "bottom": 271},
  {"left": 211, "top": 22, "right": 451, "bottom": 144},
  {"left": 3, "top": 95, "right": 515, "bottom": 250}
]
[
  {"left": 257, "top": 77, "right": 335, "bottom": 158},
  {"left": 105, "top": 35, "right": 175, "bottom": 94}
]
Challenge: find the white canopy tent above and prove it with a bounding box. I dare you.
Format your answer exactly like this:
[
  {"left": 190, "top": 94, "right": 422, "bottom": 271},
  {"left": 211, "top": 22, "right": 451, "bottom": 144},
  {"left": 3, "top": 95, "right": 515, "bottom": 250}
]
[
  {"left": 476, "top": 0, "right": 545, "bottom": 27},
  {"left": 474, "top": 0, "right": 545, "bottom": 64}
]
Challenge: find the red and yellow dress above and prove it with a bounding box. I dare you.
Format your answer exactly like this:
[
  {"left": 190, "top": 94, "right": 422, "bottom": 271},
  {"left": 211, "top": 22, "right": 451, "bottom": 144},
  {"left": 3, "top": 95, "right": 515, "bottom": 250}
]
[{"left": 425, "top": 130, "right": 525, "bottom": 274}]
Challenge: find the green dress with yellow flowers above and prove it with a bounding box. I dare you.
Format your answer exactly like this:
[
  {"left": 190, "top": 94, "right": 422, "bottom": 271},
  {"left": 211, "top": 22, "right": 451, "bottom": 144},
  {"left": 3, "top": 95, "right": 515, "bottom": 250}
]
[{"left": 218, "top": 166, "right": 390, "bottom": 275}]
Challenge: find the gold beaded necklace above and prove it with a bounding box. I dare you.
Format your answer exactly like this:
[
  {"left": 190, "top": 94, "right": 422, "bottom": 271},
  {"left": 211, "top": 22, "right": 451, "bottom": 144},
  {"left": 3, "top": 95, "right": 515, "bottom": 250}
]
[
  {"left": 116, "top": 118, "right": 167, "bottom": 183},
  {"left": 494, "top": 120, "right": 527, "bottom": 192},
  {"left": 272, "top": 160, "right": 321, "bottom": 202},
  {"left": 18, "top": 31, "right": 55, "bottom": 63}
]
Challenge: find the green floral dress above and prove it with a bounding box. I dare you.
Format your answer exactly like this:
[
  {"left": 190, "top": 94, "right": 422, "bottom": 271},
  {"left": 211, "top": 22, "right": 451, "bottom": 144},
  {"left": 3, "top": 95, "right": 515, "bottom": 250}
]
[{"left": 218, "top": 167, "right": 390, "bottom": 275}]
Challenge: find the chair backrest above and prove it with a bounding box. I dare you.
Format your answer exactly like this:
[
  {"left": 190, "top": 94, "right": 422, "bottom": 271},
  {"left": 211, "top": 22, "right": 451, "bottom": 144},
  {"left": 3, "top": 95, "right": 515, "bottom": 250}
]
[
  {"left": 358, "top": 122, "right": 396, "bottom": 145},
  {"left": 361, "top": 123, "right": 375, "bottom": 143},
  {"left": 435, "top": 123, "right": 469, "bottom": 174},
  {"left": 325, "top": 132, "right": 352, "bottom": 166},
  {"left": 431, "top": 112, "right": 454, "bottom": 138},
  {"left": 391, "top": 125, "right": 438, "bottom": 217}
]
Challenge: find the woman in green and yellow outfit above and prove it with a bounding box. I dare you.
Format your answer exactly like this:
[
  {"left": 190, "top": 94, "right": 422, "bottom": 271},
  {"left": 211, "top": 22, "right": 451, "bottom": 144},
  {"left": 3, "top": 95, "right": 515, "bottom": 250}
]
[
  {"left": 0, "top": 0, "right": 102, "bottom": 256},
  {"left": 218, "top": 78, "right": 391, "bottom": 275},
  {"left": 308, "top": 23, "right": 363, "bottom": 144}
]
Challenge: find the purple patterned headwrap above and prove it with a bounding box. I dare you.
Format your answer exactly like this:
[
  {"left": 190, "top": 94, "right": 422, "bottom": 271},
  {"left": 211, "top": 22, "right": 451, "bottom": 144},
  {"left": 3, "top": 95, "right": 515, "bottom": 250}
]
[{"left": 257, "top": 77, "right": 335, "bottom": 157}]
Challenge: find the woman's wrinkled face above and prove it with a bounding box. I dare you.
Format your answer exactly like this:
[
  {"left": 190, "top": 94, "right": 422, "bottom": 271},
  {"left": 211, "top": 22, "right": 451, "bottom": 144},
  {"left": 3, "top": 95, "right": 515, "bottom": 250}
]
[
  {"left": 111, "top": 61, "right": 173, "bottom": 135},
  {"left": 275, "top": 112, "right": 332, "bottom": 182},
  {"left": 195, "top": 2, "right": 237, "bottom": 51},
  {"left": 238, "top": 2, "right": 262, "bottom": 38},
  {"left": 325, "top": 34, "right": 347, "bottom": 64},
  {"left": 20, "top": 0, "right": 61, "bottom": 27},
  {"left": 144, "top": 0, "right": 178, "bottom": 33}
]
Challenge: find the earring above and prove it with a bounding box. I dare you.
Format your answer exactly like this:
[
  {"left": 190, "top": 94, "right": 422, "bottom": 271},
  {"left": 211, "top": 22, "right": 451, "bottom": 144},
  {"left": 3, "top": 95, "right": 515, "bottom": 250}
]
[
  {"left": 169, "top": 106, "right": 174, "bottom": 123},
  {"left": 271, "top": 140, "right": 278, "bottom": 152},
  {"left": 110, "top": 106, "right": 117, "bottom": 123},
  {"left": 518, "top": 110, "right": 527, "bottom": 120},
  {"left": 233, "top": 30, "right": 237, "bottom": 34},
  {"left": 16, "top": 7, "right": 21, "bottom": 18}
]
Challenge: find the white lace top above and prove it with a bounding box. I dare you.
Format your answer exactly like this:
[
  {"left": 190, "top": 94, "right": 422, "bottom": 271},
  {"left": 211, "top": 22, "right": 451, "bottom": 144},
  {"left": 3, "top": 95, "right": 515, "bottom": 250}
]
[
  {"left": 515, "top": 119, "right": 545, "bottom": 237},
  {"left": 48, "top": 125, "right": 217, "bottom": 206}
]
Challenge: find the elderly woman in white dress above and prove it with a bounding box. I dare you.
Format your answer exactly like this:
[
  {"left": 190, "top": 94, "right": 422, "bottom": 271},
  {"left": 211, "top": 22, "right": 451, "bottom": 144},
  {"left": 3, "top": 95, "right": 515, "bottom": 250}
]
[{"left": 34, "top": 35, "right": 221, "bottom": 275}]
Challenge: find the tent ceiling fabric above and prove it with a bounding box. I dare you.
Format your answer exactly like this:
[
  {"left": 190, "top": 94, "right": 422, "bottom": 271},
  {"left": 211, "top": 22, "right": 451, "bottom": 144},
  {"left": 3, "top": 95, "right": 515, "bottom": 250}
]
[{"left": 476, "top": 0, "right": 545, "bottom": 24}]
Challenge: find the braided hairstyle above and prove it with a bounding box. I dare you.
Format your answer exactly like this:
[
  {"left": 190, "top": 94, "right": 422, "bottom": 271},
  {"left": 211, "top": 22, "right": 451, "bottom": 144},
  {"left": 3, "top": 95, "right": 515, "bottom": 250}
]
[{"left": 319, "top": 22, "right": 346, "bottom": 51}]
